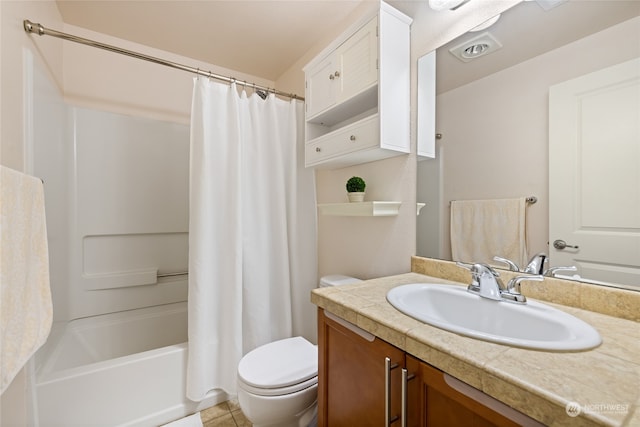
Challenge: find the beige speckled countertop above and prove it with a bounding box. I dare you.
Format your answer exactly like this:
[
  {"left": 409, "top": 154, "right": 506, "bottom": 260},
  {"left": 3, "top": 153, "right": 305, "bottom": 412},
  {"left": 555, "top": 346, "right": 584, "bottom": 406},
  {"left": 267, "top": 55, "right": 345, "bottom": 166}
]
[{"left": 310, "top": 258, "right": 640, "bottom": 427}]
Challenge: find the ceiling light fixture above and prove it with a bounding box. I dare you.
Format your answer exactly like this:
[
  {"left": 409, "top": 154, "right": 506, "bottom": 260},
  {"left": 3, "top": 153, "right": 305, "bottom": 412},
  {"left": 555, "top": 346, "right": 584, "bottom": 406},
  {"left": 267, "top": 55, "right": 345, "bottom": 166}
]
[
  {"left": 448, "top": 32, "right": 503, "bottom": 62},
  {"left": 428, "top": 0, "right": 470, "bottom": 11},
  {"left": 463, "top": 43, "right": 489, "bottom": 58}
]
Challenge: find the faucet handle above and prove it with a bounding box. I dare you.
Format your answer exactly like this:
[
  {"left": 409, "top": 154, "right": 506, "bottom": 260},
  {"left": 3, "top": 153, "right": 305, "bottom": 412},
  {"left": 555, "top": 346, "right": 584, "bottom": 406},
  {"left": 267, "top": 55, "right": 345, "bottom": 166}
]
[
  {"left": 544, "top": 266, "right": 577, "bottom": 277},
  {"left": 493, "top": 256, "right": 520, "bottom": 272},
  {"left": 506, "top": 275, "right": 544, "bottom": 295},
  {"left": 457, "top": 262, "right": 500, "bottom": 278}
]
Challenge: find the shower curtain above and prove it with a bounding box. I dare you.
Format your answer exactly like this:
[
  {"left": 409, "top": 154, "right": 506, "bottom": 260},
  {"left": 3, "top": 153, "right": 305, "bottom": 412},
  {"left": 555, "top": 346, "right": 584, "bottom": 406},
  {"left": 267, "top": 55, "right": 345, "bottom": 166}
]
[{"left": 186, "top": 78, "right": 316, "bottom": 401}]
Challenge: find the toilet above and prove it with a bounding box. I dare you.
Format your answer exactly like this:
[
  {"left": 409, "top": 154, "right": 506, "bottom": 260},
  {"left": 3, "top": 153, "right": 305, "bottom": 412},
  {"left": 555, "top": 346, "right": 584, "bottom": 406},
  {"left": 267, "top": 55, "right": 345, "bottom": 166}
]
[{"left": 236, "top": 275, "right": 362, "bottom": 427}]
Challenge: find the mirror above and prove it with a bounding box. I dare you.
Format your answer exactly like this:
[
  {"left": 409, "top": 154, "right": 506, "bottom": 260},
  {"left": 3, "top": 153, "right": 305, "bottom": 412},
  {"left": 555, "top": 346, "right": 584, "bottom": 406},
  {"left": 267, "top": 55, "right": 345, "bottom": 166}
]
[{"left": 416, "top": 0, "right": 640, "bottom": 290}]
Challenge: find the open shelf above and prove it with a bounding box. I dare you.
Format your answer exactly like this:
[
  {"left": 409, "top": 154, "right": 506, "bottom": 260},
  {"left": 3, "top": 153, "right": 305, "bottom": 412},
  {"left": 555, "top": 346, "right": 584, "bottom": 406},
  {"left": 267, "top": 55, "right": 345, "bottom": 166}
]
[{"left": 318, "top": 201, "right": 401, "bottom": 217}]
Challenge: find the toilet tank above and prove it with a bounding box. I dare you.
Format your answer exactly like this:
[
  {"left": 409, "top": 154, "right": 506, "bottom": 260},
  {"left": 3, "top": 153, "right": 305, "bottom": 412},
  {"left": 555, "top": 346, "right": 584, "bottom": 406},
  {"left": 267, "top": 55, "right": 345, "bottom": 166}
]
[{"left": 319, "top": 275, "right": 362, "bottom": 288}]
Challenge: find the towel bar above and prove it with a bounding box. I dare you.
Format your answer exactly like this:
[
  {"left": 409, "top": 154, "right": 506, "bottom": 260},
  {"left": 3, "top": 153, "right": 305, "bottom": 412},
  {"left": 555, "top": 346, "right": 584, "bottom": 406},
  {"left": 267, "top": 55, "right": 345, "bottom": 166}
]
[{"left": 449, "top": 196, "right": 537, "bottom": 206}]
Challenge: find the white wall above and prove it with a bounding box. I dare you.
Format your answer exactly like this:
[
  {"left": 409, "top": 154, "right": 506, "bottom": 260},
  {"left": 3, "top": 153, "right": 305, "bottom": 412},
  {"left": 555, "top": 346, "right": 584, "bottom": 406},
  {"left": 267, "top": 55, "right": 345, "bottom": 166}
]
[{"left": 422, "top": 16, "right": 640, "bottom": 261}]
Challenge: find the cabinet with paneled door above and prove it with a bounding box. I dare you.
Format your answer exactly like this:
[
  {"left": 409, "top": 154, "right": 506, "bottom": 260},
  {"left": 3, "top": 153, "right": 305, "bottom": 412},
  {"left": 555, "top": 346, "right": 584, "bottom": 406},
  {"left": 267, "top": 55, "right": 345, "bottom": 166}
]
[
  {"left": 317, "top": 309, "right": 544, "bottom": 426},
  {"left": 303, "top": 2, "right": 411, "bottom": 169}
]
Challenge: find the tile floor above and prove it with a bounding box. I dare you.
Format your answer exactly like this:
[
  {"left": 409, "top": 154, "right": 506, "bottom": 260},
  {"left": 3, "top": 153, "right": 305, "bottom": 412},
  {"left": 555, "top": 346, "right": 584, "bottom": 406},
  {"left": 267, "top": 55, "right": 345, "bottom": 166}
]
[{"left": 199, "top": 398, "right": 252, "bottom": 427}]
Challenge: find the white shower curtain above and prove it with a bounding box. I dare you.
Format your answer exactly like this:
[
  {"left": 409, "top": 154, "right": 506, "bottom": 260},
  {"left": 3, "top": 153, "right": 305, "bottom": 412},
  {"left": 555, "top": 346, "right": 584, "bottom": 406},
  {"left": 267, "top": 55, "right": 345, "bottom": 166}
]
[{"left": 186, "top": 78, "right": 316, "bottom": 401}]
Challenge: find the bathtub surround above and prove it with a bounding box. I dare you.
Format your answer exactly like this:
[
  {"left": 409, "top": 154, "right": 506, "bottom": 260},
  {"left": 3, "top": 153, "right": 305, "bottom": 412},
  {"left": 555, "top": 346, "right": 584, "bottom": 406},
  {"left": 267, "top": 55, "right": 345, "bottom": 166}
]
[
  {"left": 188, "top": 79, "right": 316, "bottom": 400},
  {"left": 35, "top": 302, "right": 223, "bottom": 425},
  {"left": 0, "top": 166, "right": 52, "bottom": 394}
]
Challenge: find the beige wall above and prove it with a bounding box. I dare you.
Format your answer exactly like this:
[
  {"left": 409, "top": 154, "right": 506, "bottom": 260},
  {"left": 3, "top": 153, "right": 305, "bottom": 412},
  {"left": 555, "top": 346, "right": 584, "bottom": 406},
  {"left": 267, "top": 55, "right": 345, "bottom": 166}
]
[
  {"left": 278, "top": 0, "right": 518, "bottom": 281},
  {"left": 1, "top": 0, "right": 64, "bottom": 170},
  {"left": 430, "top": 16, "right": 640, "bottom": 261},
  {"left": 61, "top": 27, "right": 273, "bottom": 124}
]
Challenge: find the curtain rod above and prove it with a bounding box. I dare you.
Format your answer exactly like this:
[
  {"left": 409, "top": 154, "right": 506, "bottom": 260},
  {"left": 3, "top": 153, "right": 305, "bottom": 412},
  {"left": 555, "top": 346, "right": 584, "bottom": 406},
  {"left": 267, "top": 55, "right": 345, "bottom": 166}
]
[{"left": 23, "top": 20, "right": 304, "bottom": 101}]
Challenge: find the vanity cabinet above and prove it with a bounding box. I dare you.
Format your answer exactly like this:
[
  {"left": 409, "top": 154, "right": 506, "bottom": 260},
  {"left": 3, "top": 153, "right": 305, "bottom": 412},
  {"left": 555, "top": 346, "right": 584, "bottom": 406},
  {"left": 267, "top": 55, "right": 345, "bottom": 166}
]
[
  {"left": 318, "top": 309, "right": 540, "bottom": 427},
  {"left": 303, "top": 2, "right": 411, "bottom": 169},
  {"left": 317, "top": 309, "right": 408, "bottom": 426}
]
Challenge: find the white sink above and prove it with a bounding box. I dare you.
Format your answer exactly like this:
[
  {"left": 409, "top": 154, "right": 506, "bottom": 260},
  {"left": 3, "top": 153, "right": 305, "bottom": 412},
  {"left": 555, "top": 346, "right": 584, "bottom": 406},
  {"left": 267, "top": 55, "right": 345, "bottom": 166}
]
[{"left": 386, "top": 283, "right": 602, "bottom": 351}]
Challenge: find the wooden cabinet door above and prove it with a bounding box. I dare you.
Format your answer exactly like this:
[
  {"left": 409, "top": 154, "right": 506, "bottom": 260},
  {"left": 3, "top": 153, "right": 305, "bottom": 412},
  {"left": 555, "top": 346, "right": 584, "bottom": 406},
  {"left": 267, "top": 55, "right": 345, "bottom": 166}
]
[
  {"left": 406, "top": 355, "right": 540, "bottom": 427},
  {"left": 318, "top": 309, "right": 404, "bottom": 427}
]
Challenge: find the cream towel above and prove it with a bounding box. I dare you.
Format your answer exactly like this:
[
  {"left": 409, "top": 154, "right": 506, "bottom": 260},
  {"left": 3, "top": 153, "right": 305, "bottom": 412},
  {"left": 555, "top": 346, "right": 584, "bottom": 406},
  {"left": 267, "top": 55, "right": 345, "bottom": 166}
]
[
  {"left": 0, "top": 166, "right": 52, "bottom": 394},
  {"left": 450, "top": 198, "right": 528, "bottom": 268}
]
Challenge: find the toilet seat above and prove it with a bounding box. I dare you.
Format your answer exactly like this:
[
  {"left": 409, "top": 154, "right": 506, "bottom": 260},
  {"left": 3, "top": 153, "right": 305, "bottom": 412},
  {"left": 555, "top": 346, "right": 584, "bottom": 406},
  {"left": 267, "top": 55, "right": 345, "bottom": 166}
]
[
  {"left": 238, "top": 337, "right": 318, "bottom": 397},
  {"left": 238, "top": 375, "right": 317, "bottom": 397}
]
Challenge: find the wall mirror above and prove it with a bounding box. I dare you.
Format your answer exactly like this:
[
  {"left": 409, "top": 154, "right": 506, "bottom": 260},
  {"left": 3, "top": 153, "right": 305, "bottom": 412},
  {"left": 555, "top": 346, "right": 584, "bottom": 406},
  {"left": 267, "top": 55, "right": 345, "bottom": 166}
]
[{"left": 416, "top": 0, "right": 640, "bottom": 290}]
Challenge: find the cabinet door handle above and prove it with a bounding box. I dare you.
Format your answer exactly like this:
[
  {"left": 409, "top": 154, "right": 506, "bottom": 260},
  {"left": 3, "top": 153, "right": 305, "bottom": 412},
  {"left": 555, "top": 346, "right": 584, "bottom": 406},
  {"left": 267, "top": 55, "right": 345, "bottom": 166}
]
[
  {"left": 384, "top": 357, "right": 399, "bottom": 427},
  {"left": 334, "top": 71, "right": 340, "bottom": 78},
  {"left": 329, "top": 74, "right": 335, "bottom": 80},
  {"left": 315, "top": 147, "right": 321, "bottom": 152},
  {"left": 401, "top": 369, "right": 416, "bottom": 427},
  {"left": 349, "top": 135, "right": 356, "bottom": 141}
]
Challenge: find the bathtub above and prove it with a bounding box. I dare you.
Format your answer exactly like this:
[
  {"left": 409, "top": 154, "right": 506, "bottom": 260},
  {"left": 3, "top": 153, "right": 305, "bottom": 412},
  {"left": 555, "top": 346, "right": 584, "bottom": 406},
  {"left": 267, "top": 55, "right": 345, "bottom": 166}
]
[{"left": 35, "top": 302, "right": 226, "bottom": 426}]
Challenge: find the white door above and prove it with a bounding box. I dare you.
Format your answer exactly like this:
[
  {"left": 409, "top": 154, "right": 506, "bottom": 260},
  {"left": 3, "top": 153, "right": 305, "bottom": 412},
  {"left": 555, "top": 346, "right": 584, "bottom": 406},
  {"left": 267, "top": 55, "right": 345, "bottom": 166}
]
[{"left": 549, "top": 57, "right": 640, "bottom": 287}]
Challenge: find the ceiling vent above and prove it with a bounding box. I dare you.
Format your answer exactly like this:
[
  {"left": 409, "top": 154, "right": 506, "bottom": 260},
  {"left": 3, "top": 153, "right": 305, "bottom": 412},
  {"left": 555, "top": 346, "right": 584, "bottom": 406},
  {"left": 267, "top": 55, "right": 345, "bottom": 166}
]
[{"left": 448, "top": 32, "right": 503, "bottom": 63}]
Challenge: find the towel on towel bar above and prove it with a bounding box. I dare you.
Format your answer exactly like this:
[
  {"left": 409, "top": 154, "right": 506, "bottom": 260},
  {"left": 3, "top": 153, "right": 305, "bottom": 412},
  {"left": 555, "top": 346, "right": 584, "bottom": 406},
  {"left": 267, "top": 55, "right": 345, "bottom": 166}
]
[
  {"left": 1, "top": 166, "right": 52, "bottom": 395},
  {"left": 450, "top": 197, "right": 528, "bottom": 268}
]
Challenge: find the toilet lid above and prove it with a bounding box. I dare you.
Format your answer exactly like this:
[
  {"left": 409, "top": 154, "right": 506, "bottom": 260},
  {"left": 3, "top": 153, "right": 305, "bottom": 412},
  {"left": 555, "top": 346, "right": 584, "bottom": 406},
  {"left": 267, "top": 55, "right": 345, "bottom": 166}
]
[{"left": 238, "top": 337, "right": 317, "bottom": 389}]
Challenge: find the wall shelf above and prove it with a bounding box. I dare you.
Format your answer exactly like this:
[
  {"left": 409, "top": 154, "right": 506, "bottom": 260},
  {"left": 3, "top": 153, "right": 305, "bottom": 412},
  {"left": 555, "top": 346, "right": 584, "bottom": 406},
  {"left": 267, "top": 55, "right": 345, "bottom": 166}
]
[{"left": 318, "top": 201, "right": 401, "bottom": 217}]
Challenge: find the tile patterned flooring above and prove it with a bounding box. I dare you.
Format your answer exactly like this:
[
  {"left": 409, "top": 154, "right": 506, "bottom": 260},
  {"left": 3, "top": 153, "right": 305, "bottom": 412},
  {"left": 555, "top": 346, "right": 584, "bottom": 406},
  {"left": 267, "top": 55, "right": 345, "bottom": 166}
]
[{"left": 199, "top": 399, "right": 252, "bottom": 427}]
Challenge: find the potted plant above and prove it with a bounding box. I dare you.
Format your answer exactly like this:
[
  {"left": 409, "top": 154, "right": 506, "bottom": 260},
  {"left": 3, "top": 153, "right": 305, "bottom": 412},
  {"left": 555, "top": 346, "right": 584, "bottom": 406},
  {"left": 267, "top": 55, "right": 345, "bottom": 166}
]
[{"left": 346, "top": 176, "right": 366, "bottom": 202}]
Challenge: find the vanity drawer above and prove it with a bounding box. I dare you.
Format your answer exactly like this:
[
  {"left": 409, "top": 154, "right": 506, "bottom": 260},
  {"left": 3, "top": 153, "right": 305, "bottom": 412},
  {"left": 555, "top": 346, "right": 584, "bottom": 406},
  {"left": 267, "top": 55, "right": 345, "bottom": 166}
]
[{"left": 305, "top": 114, "right": 379, "bottom": 168}]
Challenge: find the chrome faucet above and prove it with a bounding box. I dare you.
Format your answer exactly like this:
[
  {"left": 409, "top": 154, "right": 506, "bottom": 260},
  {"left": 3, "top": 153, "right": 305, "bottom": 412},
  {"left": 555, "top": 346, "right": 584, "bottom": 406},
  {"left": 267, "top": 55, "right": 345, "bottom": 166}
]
[
  {"left": 457, "top": 262, "right": 543, "bottom": 304},
  {"left": 492, "top": 256, "right": 519, "bottom": 272},
  {"left": 502, "top": 275, "right": 544, "bottom": 303},
  {"left": 493, "top": 253, "right": 548, "bottom": 274},
  {"left": 467, "top": 263, "right": 504, "bottom": 301},
  {"left": 523, "top": 253, "right": 548, "bottom": 275},
  {"left": 493, "top": 253, "right": 575, "bottom": 277}
]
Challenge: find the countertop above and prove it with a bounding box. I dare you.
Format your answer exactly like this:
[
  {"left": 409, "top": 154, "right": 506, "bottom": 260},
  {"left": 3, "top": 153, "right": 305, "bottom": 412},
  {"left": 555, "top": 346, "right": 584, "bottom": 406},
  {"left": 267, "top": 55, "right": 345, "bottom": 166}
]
[{"left": 310, "top": 268, "right": 640, "bottom": 426}]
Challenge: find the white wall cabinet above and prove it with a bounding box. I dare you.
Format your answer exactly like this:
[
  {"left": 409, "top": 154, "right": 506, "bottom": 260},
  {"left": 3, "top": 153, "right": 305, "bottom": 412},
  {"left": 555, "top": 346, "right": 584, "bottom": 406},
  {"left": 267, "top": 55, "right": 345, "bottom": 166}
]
[
  {"left": 305, "top": 18, "right": 378, "bottom": 120},
  {"left": 304, "top": 2, "right": 411, "bottom": 169}
]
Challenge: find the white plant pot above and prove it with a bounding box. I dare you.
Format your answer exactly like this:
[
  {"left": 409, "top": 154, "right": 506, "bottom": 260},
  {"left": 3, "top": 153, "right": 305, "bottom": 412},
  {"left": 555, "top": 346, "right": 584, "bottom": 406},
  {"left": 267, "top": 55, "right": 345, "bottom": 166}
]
[{"left": 347, "top": 192, "right": 365, "bottom": 203}]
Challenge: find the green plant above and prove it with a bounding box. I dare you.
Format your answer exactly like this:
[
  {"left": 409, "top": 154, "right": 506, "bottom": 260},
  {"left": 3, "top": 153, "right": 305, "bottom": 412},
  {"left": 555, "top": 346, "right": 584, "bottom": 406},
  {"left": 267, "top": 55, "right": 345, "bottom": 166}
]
[{"left": 345, "top": 176, "right": 366, "bottom": 193}]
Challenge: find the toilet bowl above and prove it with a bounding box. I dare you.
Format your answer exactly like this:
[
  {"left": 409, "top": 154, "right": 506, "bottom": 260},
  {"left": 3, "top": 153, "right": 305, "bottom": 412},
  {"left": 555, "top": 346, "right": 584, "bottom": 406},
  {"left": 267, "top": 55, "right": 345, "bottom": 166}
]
[{"left": 236, "top": 275, "right": 361, "bottom": 427}]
